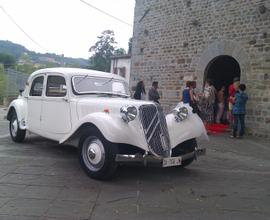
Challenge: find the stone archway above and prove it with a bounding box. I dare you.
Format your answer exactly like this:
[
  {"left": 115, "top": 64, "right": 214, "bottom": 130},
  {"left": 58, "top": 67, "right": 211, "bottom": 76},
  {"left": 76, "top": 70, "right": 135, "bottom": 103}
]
[
  {"left": 196, "top": 40, "right": 250, "bottom": 87},
  {"left": 204, "top": 55, "right": 241, "bottom": 90}
]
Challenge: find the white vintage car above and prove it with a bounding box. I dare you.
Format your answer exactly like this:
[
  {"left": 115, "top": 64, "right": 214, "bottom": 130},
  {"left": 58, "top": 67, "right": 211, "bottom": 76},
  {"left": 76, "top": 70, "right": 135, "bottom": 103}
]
[{"left": 7, "top": 68, "right": 207, "bottom": 179}]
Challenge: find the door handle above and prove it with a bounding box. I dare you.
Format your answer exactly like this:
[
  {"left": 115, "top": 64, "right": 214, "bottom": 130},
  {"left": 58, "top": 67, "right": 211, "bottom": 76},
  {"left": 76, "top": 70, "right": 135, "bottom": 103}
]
[{"left": 62, "top": 98, "right": 69, "bottom": 102}]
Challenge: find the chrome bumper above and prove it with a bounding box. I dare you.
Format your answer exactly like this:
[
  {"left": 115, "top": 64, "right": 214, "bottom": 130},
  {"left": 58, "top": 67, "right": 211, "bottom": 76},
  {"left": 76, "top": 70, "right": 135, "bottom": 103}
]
[{"left": 115, "top": 147, "right": 206, "bottom": 167}]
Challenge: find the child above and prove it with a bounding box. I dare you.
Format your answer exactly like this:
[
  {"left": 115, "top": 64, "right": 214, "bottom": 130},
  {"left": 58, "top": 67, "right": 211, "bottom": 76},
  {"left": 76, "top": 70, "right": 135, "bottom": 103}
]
[{"left": 231, "top": 84, "right": 248, "bottom": 138}]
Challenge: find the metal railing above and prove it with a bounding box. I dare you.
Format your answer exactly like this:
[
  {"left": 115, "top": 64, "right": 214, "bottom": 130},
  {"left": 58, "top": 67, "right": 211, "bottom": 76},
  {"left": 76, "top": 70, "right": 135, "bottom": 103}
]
[
  {"left": 5, "top": 68, "right": 29, "bottom": 97},
  {"left": 0, "top": 68, "right": 29, "bottom": 105}
]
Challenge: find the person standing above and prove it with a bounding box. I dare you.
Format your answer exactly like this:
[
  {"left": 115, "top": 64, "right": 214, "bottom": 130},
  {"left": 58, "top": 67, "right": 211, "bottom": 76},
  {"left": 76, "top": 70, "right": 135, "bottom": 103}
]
[
  {"left": 228, "top": 77, "right": 240, "bottom": 126},
  {"left": 216, "top": 86, "right": 225, "bottom": 123},
  {"left": 182, "top": 81, "right": 191, "bottom": 104},
  {"left": 148, "top": 81, "right": 160, "bottom": 103},
  {"left": 133, "top": 80, "right": 146, "bottom": 100},
  {"left": 199, "top": 79, "right": 216, "bottom": 125},
  {"left": 231, "top": 84, "right": 248, "bottom": 138},
  {"left": 190, "top": 81, "right": 201, "bottom": 115}
]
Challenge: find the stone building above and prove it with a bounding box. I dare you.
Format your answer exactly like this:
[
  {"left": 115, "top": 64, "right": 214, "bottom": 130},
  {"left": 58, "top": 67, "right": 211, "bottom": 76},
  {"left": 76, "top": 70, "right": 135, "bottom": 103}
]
[{"left": 131, "top": 0, "right": 270, "bottom": 138}]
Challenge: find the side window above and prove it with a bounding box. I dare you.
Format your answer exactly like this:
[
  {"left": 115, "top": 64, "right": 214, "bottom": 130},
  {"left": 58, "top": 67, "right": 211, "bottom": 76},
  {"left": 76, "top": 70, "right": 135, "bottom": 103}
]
[
  {"left": 29, "top": 76, "right": 44, "bottom": 96},
  {"left": 46, "top": 75, "right": 67, "bottom": 97}
]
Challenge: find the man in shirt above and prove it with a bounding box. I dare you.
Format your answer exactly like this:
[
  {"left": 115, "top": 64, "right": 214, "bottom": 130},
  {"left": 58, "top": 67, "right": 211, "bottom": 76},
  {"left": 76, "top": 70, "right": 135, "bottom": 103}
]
[
  {"left": 148, "top": 81, "right": 160, "bottom": 103},
  {"left": 228, "top": 77, "right": 240, "bottom": 126}
]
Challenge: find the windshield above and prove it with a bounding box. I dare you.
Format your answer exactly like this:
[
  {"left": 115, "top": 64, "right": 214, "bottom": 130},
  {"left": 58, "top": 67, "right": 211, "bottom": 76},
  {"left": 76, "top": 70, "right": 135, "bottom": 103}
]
[{"left": 72, "top": 76, "right": 130, "bottom": 97}]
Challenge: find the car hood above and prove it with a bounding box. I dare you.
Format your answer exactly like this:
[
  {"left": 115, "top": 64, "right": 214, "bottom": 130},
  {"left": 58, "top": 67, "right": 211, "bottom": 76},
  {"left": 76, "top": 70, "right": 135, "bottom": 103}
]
[{"left": 76, "top": 97, "right": 155, "bottom": 118}]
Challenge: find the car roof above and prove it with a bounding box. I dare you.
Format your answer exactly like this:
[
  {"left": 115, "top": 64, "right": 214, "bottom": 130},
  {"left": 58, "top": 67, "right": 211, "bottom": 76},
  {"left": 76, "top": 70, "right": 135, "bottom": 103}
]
[{"left": 30, "top": 67, "right": 126, "bottom": 81}]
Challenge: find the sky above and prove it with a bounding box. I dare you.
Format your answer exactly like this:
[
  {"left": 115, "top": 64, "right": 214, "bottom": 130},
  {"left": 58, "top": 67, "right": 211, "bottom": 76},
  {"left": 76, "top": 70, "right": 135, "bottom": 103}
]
[{"left": 0, "top": 0, "right": 135, "bottom": 59}]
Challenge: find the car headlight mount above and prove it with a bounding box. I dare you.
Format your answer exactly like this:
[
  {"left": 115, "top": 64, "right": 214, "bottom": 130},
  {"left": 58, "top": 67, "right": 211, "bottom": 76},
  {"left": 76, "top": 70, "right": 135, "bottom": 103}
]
[
  {"left": 120, "top": 105, "right": 137, "bottom": 123},
  {"left": 173, "top": 106, "right": 189, "bottom": 122}
]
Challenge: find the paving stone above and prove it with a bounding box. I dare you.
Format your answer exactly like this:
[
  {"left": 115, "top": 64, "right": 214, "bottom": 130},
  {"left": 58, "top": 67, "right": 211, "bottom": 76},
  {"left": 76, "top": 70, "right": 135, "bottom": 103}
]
[
  {"left": 0, "top": 184, "right": 26, "bottom": 198},
  {"left": 0, "top": 198, "right": 51, "bottom": 216},
  {"left": 44, "top": 200, "right": 93, "bottom": 219},
  {"left": 18, "top": 186, "right": 63, "bottom": 200},
  {"left": 0, "top": 215, "right": 39, "bottom": 220},
  {"left": 0, "top": 173, "right": 43, "bottom": 185},
  {"left": 91, "top": 201, "right": 138, "bottom": 220},
  {"left": 57, "top": 187, "right": 98, "bottom": 202},
  {"left": 13, "top": 166, "right": 49, "bottom": 175},
  {"left": 0, "top": 198, "right": 11, "bottom": 208}
]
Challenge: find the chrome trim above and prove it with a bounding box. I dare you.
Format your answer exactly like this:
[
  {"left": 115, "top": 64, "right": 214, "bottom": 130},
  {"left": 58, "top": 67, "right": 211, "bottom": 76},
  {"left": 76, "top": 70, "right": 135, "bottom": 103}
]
[{"left": 115, "top": 148, "right": 206, "bottom": 166}]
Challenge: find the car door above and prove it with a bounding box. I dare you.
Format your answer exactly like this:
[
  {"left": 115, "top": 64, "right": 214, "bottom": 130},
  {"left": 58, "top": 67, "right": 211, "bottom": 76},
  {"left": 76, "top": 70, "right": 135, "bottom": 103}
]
[
  {"left": 41, "top": 74, "right": 71, "bottom": 134},
  {"left": 27, "top": 75, "right": 44, "bottom": 132}
]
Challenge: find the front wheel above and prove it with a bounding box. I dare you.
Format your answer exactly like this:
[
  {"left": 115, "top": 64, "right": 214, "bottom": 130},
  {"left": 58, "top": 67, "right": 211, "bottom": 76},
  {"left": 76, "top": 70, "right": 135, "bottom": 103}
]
[
  {"left": 9, "top": 112, "right": 26, "bottom": 142},
  {"left": 78, "top": 127, "right": 118, "bottom": 180}
]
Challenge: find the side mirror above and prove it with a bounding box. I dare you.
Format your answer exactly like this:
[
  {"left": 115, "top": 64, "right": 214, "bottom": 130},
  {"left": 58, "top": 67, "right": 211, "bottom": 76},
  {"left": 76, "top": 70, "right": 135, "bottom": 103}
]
[{"left": 19, "top": 89, "right": 24, "bottom": 95}]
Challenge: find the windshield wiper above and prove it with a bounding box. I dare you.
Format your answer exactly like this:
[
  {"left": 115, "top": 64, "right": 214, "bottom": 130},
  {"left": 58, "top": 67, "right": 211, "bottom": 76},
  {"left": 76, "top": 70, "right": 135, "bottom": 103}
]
[
  {"left": 76, "top": 74, "right": 88, "bottom": 85},
  {"left": 100, "top": 77, "right": 113, "bottom": 86}
]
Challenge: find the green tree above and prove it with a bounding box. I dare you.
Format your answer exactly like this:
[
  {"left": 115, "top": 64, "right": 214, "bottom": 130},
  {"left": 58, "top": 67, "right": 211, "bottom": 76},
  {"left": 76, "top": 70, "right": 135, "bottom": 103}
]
[
  {"left": 0, "top": 53, "right": 16, "bottom": 68},
  {"left": 114, "top": 48, "right": 126, "bottom": 56},
  {"left": 89, "top": 30, "right": 117, "bottom": 72}
]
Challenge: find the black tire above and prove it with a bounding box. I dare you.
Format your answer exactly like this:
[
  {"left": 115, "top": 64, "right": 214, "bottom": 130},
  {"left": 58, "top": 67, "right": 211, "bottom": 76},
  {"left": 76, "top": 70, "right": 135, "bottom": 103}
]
[
  {"left": 78, "top": 126, "right": 118, "bottom": 180},
  {"left": 9, "top": 112, "right": 26, "bottom": 143},
  {"left": 172, "top": 138, "right": 197, "bottom": 167}
]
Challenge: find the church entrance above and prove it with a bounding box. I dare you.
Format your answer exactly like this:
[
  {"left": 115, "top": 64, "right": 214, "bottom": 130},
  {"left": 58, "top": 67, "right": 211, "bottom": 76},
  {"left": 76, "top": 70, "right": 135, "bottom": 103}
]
[{"left": 204, "top": 55, "right": 241, "bottom": 90}]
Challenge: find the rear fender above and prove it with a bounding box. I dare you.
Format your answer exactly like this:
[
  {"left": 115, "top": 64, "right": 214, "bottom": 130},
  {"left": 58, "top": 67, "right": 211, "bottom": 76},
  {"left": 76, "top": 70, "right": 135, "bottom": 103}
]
[{"left": 7, "top": 98, "right": 27, "bottom": 130}]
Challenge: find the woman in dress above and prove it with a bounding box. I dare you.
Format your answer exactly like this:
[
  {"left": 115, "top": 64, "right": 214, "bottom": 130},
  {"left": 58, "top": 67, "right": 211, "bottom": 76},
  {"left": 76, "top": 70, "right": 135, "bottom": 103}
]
[
  {"left": 133, "top": 80, "right": 146, "bottom": 100},
  {"left": 199, "top": 79, "right": 216, "bottom": 125},
  {"left": 216, "top": 86, "right": 225, "bottom": 123}
]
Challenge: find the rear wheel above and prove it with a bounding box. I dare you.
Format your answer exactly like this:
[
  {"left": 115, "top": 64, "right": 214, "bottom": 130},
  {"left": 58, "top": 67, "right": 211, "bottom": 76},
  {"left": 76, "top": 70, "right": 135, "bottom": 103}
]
[
  {"left": 9, "top": 112, "right": 26, "bottom": 143},
  {"left": 78, "top": 127, "right": 118, "bottom": 180},
  {"left": 172, "top": 138, "right": 197, "bottom": 167}
]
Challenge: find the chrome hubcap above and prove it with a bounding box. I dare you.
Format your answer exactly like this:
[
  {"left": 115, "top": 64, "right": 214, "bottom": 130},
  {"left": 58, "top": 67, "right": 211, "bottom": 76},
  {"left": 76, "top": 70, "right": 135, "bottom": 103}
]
[
  {"left": 82, "top": 137, "right": 105, "bottom": 172},
  {"left": 88, "top": 148, "right": 96, "bottom": 160}
]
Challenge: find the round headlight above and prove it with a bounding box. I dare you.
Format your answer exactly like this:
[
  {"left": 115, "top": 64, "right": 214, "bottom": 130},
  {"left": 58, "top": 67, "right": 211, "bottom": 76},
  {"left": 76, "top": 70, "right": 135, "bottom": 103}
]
[
  {"left": 120, "top": 105, "right": 137, "bottom": 123},
  {"left": 173, "top": 106, "right": 188, "bottom": 122}
]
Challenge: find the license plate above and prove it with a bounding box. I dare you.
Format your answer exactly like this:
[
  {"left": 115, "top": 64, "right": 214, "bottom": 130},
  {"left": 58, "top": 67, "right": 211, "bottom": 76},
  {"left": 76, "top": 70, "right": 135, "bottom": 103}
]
[{"left": 162, "top": 156, "right": 182, "bottom": 167}]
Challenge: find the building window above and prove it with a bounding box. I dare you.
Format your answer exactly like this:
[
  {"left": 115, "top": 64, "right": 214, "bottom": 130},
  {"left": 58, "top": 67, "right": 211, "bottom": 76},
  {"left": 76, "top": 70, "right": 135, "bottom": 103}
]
[
  {"left": 113, "top": 67, "right": 118, "bottom": 74},
  {"left": 119, "top": 67, "right": 126, "bottom": 78}
]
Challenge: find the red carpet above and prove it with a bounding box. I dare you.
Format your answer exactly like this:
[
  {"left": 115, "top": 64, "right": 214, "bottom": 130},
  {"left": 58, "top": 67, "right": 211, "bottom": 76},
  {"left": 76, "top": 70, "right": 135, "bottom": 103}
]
[{"left": 206, "top": 123, "right": 229, "bottom": 134}]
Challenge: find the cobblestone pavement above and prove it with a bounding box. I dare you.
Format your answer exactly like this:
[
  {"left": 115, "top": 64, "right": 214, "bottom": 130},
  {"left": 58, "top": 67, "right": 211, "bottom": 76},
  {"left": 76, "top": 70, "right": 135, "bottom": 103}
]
[{"left": 0, "top": 108, "right": 269, "bottom": 220}]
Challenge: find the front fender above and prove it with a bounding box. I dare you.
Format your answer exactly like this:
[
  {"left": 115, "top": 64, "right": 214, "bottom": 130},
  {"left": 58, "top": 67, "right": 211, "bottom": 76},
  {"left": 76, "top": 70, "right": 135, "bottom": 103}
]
[
  {"left": 60, "top": 112, "right": 148, "bottom": 151},
  {"left": 7, "top": 98, "right": 27, "bottom": 130},
  {"left": 167, "top": 107, "right": 208, "bottom": 148}
]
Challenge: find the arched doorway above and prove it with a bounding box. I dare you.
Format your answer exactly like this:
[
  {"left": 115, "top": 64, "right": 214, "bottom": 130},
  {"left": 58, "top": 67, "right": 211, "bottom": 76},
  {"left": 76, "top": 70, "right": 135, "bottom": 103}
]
[{"left": 204, "top": 55, "right": 241, "bottom": 90}]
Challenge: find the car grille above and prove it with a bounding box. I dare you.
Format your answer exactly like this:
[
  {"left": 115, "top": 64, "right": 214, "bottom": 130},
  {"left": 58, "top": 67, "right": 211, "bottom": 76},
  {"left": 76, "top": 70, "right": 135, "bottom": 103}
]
[{"left": 139, "top": 104, "right": 171, "bottom": 157}]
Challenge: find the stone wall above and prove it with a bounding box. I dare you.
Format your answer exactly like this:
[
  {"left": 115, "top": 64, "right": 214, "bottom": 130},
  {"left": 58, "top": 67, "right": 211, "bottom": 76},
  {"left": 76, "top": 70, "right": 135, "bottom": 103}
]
[{"left": 131, "top": 0, "right": 270, "bottom": 138}]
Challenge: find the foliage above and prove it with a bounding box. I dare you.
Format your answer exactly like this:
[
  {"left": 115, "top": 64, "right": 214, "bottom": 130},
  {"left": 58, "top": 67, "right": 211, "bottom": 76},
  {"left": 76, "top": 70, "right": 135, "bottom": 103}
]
[
  {"left": 0, "top": 40, "right": 88, "bottom": 67},
  {"left": 89, "top": 30, "right": 117, "bottom": 72},
  {"left": 114, "top": 48, "right": 126, "bottom": 56},
  {"left": 0, "top": 53, "right": 16, "bottom": 68},
  {"left": 16, "top": 64, "right": 39, "bottom": 74}
]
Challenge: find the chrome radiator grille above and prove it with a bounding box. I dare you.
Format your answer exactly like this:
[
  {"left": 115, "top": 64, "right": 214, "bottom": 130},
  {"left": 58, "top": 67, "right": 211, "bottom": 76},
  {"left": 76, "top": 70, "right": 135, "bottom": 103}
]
[{"left": 139, "top": 104, "right": 171, "bottom": 157}]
